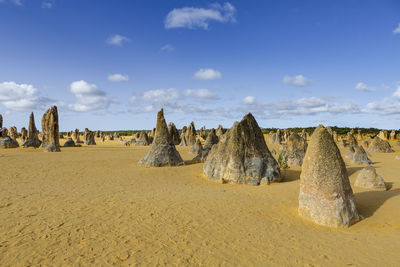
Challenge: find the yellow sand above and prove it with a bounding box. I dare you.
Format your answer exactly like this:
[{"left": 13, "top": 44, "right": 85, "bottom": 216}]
[{"left": 0, "top": 136, "right": 399, "bottom": 266}]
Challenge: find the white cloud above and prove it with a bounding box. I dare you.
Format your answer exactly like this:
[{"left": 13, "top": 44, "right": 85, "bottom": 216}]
[
  {"left": 393, "top": 86, "right": 400, "bottom": 99},
  {"left": 283, "top": 75, "right": 312, "bottom": 87},
  {"left": 165, "top": 2, "right": 236, "bottom": 30},
  {"left": 184, "top": 89, "right": 219, "bottom": 100},
  {"left": 355, "top": 82, "right": 375, "bottom": 92},
  {"left": 393, "top": 23, "right": 400, "bottom": 34},
  {"left": 68, "top": 80, "right": 117, "bottom": 112},
  {"left": 41, "top": 1, "right": 53, "bottom": 8},
  {"left": 106, "top": 34, "right": 130, "bottom": 46},
  {"left": 160, "top": 44, "right": 174, "bottom": 52},
  {"left": 242, "top": 96, "right": 256, "bottom": 104},
  {"left": 193, "top": 68, "right": 222, "bottom": 80},
  {"left": 108, "top": 74, "right": 129, "bottom": 82},
  {"left": 0, "top": 81, "right": 54, "bottom": 111}
]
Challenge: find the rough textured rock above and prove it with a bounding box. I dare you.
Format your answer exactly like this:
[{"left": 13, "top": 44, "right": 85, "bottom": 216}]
[
  {"left": 349, "top": 145, "right": 371, "bottom": 165},
  {"left": 377, "top": 130, "right": 388, "bottom": 141},
  {"left": 269, "top": 132, "right": 282, "bottom": 145},
  {"left": 138, "top": 109, "right": 184, "bottom": 167},
  {"left": 0, "top": 136, "right": 19, "bottom": 148},
  {"left": 63, "top": 138, "right": 76, "bottom": 147},
  {"left": 23, "top": 112, "right": 42, "bottom": 148},
  {"left": 390, "top": 130, "right": 396, "bottom": 140},
  {"left": 354, "top": 166, "right": 387, "bottom": 191},
  {"left": 168, "top": 122, "right": 181, "bottom": 145},
  {"left": 0, "top": 127, "right": 7, "bottom": 138},
  {"left": 135, "top": 132, "right": 150, "bottom": 146},
  {"left": 84, "top": 130, "right": 96, "bottom": 145},
  {"left": 8, "top": 127, "right": 18, "bottom": 141},
  {"left": 216, "top": 125, "right": 224, "bottom": 137},
  {"left": 204, "top": 128, "right": 219, "bottom": 150},
  {"left": 281, "top": 133, "right": 307, "bottom": 166},
  {"left": 190, "top": 139, "right": 203, "bottom": 154},
  {"left": 185, "top": 122, "right": 197, "bottom": 146},
  {"left": 368, "top": 137, "right": 394, "bottom": 153},
  {"left": 72, "top": 129, "right": 80, "bottom": 143},
  {"left": 203, "top": 113, "right": 280, "bottom": 185},
  {"left": 21, "top": 127, "right": 28, "bottom": 143},
  {"left": 179, "top": 132, "right": 187, "bottom": 146},
  {"left": 41, "top": 106, "right": 61, "bottom": 152},
  {"left": 298, "top": 125, "right": 360, "bottom": 228}
]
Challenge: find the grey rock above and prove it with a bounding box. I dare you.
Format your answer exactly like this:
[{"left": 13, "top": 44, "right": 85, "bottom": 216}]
[
  {"left": 354, "top": 166, "right": 387, "bottom": 191},
  {"left": 41, "top": 106, "right": 61, "bottom": 152}
]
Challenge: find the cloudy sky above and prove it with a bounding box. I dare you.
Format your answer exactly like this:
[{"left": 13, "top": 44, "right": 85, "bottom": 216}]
[{"left": 1, "top": 0, "right": 400, "bottom": 131}]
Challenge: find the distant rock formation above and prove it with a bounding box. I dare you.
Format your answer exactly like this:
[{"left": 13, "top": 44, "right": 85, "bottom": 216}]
[
  {"left": 203, "top": 113, "right": 280, "bottom": 185},
  {"left": 0, "top": 136, "right": 19, "bottom": 148},
  {"left": 72, "top": 129, "right": 80, "bottom": 143},
  {"left": 354, "top": 166, "right": 387, "bottom": 191},
  {"left": 349, "top": 145, "right": 371, "bottom": 165},
  {"left": 190, "top": 139, "right": 203, "bottom": 155},
  {"left": 377, "top": 130, "right": 388, "bottom": 141},
  {"left": 390, "top": 130, "right": 396, "bottom": 141},
  {"left": 22, "top": 112, "right": 42, "bottom": 148},
  {"left": 41, "top": 106, "right": 61, "bottom": 152},
  {"left": 168, "top": 122, "right": 181, "bottom": 145},
  {"left": 135, "top": 131, "right": 150, "bottom": 146},
  {"left": 21, "top": 127, "right": 28, "bottom": 143},
  {"left": 84, "top": 130, "right": 96, "bottom": 145},
  {"left": 216, "top": 125, "right": 224, "bottom": 137},
  {"left": 192, "top": 128, "right": 219, "bottom": 162},
  {"left": 63, "top": 138, "right": 76, "bottom": 147},
  {"left": 0, "top": 114, "right": 2, "bottom": 129},
  {"left": 368, "top": 137, "right": 394, "bottom": 153},
  {"left": 269, "top": 129, "right": 282, "bottom": 144},
  {"left": 8, "top": 127, "right": 18, "bottom": 141},
  {"left": 138, "top": 109, "right": 184, "bottom": 167},
  {"left": 298, "top": 125, "right": 360, "bottom": 228},
  {"left": 185, "top": 122, "right": 197, "bottom": 146},
  {"left": 179, "top": 132, "right": 187, "bottom": 146},
  {"left": 281, "top": 133, "right": 307, "bottom": 166}
]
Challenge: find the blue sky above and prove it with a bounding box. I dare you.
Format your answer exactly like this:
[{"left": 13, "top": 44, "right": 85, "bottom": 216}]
[{"left": 0, "top": 0, "right": 400, "bottom": 131}]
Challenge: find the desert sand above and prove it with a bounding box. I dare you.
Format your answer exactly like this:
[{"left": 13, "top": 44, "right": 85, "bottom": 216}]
[{"left": 1, "top": 136, "right": 399, "bottom": 266}]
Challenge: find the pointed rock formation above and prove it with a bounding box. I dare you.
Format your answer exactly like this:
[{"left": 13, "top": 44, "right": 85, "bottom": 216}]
[
  {"left": 269, "top": 131, "right": 282, "bottom": 145},
  {"left": 135, "top": 131, "right": 150, "bottom": 146},
  {"left": 8, "top": 127, "right": 18, "bottom": 141},
  {"left": 216, "top": 125, "right": 224, "bottom": 137},
  {"left": 390, "top": 130, "right": 396, "bottom": 141},
  {"left": 368, "top": 137, "right": 394, "bottom": 153},
  {"left": 354, "top": 166, "right": 387, "bottom": 191},
  {"left": 377, "top": 130, "right": 388, "bottom": 140},
  {"left": 84, "top": 130, "right": 96, "bottom": 145},
  {"left": 179, "top": 132, "right": 187, "bottom": 146},
  {"left": 349, "top": 145, "right": 371, "bottom": 165},
  {"left": 0, "top": 114, "right": 2, "bottom": 129},
  {"left": 298, "top": 125, "right": 360, "bottom": 228},
  {"left": 190, "top": 139, "right": 203, "bottom": 154},
  {"left": 21, "top": 127, "right": 28, "bottom": 143},
  {"left": 41, "top": 106, "right": 61, "bottom": 152},
  {"left": 185, "top": 122, "right": 197, "bottom": 146},
  {"left": 281, "top": 133, "right": 307, "bottom": 166},
  {"left": 168, "top": 122, "right": 181, "bottom": 145},
  {"left": 72, "top": 129, "right": 81, "bottom": 143},
  {"left": 193, "top": 128, "right": 219, "bottom": 162},
  {"left": 203, "top": 113, "right": 280, "bottom": 185},
  {"left": 23, "top": 112, "right": 42, "bottom": 148},
  {"left": 138, "top": 109, "right": 184, "bottom": 167}
]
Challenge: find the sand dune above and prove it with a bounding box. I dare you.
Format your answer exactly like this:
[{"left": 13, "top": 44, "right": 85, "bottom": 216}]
[{"left": 0, "top": 137, "right": 399, "bottom": 266}]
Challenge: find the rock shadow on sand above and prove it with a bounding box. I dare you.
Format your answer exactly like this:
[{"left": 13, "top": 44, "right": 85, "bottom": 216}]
[
  {"left": 281, "top": 169, "right": 301, "bottom": 182},
  {"left": 355, "top": 189, "right": 400, "bottom": 219}
]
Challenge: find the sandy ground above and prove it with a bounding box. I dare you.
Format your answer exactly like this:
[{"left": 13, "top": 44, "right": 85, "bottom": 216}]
[{"left": 0, "top": 136, "right": 399, "bottom": 266}]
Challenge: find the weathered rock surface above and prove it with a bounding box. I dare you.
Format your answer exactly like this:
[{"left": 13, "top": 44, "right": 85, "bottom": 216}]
[
  {"left": 190, "top": 139, "right": 203, "bottom": 155},
  {"left": 63, "top": 138, "right": 76, "bottom": 147},
  {"left": 84, "top": 130, "right": 96, "bottom": 145},
  {"left": 23, "top": 112, "right": 42, "bottom": 148},
  {"left": 185, "top": 122, "right": 197, "bottom": 146},
  {"left": 269, "top": 130, "right": 282, "bottom": 145},
  {"left": 0, "top": 136, "right": 19, "bottom": 148},
  {"left": 368, "top": 137, "right": 394, "bottom": 153},
  {"left": 349, "top": 145, "right": 371, "bottom": 165},
  {"left": 298, "top": 125, "right": 360, "bottom": 228},
  {"left": 216, "top": 125, "right": 224, "bottom": 137},
  {"left": 135, "top": 132, "right": 150, "bottom": 146},
  {"left": 281, "top": 133, "right": 307, "bottom": 166},
  {"left": 354, "top": 166, "right": 387, "bottom": 191},
  {"left": 138, "top": 109, "right": 184, "bottom": 167},
  {"left": 203, "top": 128, "right": 219, "bottom": 150},
  {"left": 8, "top": 127, "right": 18, "bottom": 141},
  {"left": 21, "top": 127, "right": 28, "bottom": 143},
  {"left": 41, "top": 106, "right": 61, "bottom": 152},
  {"left": 203, "top": 113, "right": 280, "bottom": 185},
  {"left": 179, "top": 132, "right": 187, "bottom": 146},
  {"left": 168, "top": 122, "right": 180, "bottom": 145}
]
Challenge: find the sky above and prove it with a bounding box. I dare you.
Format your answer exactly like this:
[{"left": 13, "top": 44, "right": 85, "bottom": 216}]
[{"left": 0, "top": 0, "right": 400, "bottom": 131}]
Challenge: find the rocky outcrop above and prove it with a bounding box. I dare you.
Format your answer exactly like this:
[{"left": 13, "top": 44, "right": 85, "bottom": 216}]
[
  {"left": 185, "top": 122, "right": 197, "bottom": 146},
  {"left": 138, "top": 109, "right": 184, "bottom": 167},
  {"left": 354, "top": 166, "right": 387, "bottom": 191},
  {"left": 377, "top": 130, "right": 388, "bottom": 141},
  {"left": 41, "top": 106, "right": 61, "bottom": 152},
  {"left": 0, "top": 136, "right": 19, "bottom": 148},
  {"left": 190, "top": 139, "right": 203, "bottom": 155},
  {"left": 168, "top": 122, "right": 181, "bottom": 145},
  {"left": 8, "top": 127, "right": 18, "bottom": 141},
  {"left": 368, "top": 137, "right": 394, "bottom": 153},
  {"left": 21, "top": 127, "right": 28, "bottom": 143},
  {"left": 216, "top": 125, "right": 224, "bottom": 137},
  {"left": 281, "top": 133, "right": 307, "bottom": 166},
  {"left": 22, "top": 112, "right": 42, "bottom": 148},
  {"left": 84, "top": 130, "right": 96, "bottom": 145},
  {"left": 63, "top": 138, "right": 76, "bottom": 147},
  {"left": 135, "top": 132, "right": 150, "bottom": 146},
  {"left": 203, "top": 113, "right": 280, "bottom": 185},
  {"left": 298, "top": 125, "right": 360, "bottom": 228},
  {"left": 349, "top": 145, "right": 371, "bottom": 165}
]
